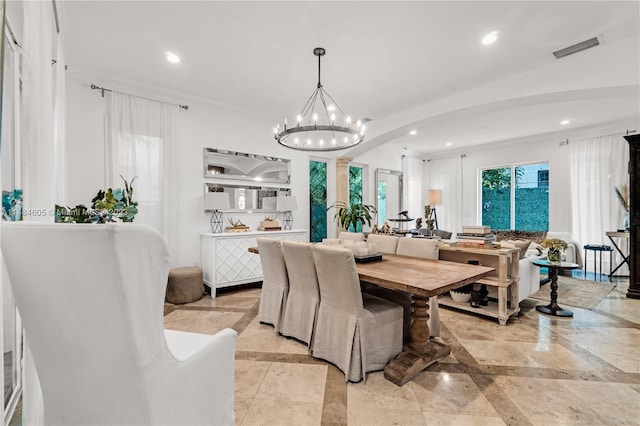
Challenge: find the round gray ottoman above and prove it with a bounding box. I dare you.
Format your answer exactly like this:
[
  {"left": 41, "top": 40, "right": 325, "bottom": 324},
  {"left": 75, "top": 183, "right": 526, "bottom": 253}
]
[{"left": 166, "top": 267, "right": 204, "bottom": 304}]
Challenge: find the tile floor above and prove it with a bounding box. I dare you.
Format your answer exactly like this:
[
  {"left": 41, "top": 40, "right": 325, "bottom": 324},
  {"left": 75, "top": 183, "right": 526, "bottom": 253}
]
[{"left": 164, "top": 278, "right": 640, "bottom": 426}]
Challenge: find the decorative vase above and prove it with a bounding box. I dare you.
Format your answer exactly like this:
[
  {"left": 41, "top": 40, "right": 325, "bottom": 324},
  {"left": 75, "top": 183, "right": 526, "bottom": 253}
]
[{"left": 547, "top": 248, "right": 561, "bottom": 263}]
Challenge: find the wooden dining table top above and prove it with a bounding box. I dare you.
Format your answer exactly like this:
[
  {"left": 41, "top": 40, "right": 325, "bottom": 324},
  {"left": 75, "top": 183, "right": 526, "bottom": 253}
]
[
  {"left": 355, "top": 254, "right": 493, "bottom": 297},
  {"left": 247, "top": 247, "right": 494, "bottom": 298}
]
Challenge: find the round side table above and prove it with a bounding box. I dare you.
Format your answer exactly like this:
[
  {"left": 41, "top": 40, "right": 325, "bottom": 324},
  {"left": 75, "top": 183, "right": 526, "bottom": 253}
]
[{"left": 531, "top": 260, "right": 579, "bottom": 317}]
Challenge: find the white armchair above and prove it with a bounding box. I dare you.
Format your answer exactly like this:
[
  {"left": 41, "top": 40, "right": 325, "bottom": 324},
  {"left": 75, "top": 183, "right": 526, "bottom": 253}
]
[{"left": 1, "top": 223, "right": 237, "bottom": 425}]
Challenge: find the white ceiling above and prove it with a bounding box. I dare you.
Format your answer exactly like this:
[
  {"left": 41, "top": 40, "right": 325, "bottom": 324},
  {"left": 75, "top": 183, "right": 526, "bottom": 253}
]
[{"left": 59, "top": 1, "right": 640, "bottom": 156}]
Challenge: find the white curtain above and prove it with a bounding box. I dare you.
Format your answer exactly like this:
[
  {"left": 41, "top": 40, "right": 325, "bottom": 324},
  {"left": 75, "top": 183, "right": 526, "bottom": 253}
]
[
  {"left": 402, "top": 156, "right": 423, "bottom": 220},
  {"left": 21, "top": 1, "right": 55, "bottom": 222},
  {"left": 425, "top": 156, "right": 463, "bottom": 234},
  {"left": 569, "top": 133, "right": 629, "bottom": 272},
  {"left": 53, "top": 33, "right": 67, "bottom": 203},
  {"left": 106, "top": 92, "right": 181, "bottom": 265}
]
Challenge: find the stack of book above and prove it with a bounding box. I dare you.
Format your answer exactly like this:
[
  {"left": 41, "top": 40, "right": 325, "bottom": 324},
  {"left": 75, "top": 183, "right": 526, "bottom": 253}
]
[
  {"left": 456, "top": 226, "right": 495, "bottom": 246},
  {"left": 258, "top": 219, "right": 282, "bottom": 231}
]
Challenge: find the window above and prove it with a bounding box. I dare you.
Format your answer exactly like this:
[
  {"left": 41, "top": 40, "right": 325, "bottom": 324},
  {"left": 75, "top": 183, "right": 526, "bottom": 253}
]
[
  {"left": 309, "top": 160, "right": 327, "bottom": 242},
  {"left": 481, "top": 162, "right": 549, "bottom": 231}
]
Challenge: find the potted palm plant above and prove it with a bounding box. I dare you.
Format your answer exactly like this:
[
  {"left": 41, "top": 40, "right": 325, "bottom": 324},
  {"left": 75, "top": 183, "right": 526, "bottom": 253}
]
[{"left": 327, "top": 201, "right": 377, "bottom": 232}]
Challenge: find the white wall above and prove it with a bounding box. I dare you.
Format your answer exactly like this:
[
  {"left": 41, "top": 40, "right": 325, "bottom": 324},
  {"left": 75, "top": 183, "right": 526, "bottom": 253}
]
[
  {"left": 460, "top": 137, "right": 571, "bottom": 232},
  {"left": 65, "top": 76, "right": 403, "bottom": 266}
]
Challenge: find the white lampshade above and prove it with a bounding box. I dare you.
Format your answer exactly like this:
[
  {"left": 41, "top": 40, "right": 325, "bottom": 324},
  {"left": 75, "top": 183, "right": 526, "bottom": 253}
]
[
  {"left": 427, "top": 189, "right": 442, "bottom": 206},
  {"left": 276, "top": 195, "right": 297, "bottom": 211},
  {"left": 204, "top": 192, "right": 230, "bottom": 211}
]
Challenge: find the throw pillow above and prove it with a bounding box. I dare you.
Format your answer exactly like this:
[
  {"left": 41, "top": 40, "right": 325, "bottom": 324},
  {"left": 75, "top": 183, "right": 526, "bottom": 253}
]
[{"left": 504, "top": 239, "right": 532, "bottom": 259}]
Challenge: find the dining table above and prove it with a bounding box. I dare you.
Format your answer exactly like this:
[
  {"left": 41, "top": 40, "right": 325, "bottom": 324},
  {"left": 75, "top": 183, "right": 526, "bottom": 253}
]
[{"left": 247, "top": 247, "right": 494, "bottom": 386}]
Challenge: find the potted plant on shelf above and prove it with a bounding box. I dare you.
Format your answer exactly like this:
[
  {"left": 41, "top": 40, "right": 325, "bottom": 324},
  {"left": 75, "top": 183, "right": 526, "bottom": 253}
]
[{"left": 327, "top": 201, "right": 377, "bottom": 232}]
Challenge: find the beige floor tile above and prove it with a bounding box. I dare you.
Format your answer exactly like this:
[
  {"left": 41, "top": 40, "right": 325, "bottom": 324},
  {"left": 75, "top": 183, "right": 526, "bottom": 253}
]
[
  {"left": 234, "top": 397, "right": 252, "bottom": 426},
  {"left": 348, "top": 407, "right": 427, "bottom": 425},
  {"left": 189, "top": 294, "right": 259, "bottom": 309},
  {"left": 235, "top": 360, "right": 271, "bottom": 403},
  {"left": 559, "top": 380, "right": 640, "bottom": 425},
  {"left": 493, "top": 376, "right": 603, "bottom": 424},
  {"left": 459, "top": 339, "right": 597, "bottom": 370},
  {"left": 236, "top": 317, "right": 284, "bottom": 352},
  {"left": 347, "top": 371, "right": 422, "bottom": 411},
  {"left": 423, "top": 413, "right": 506, "bottom": 426},
  {"left": 163, "top": 310, "right": 243, "bottom": 335},
  {"left": 553, "top": 327, "right": 640, "bottom": 373},
  {"left": 241, "top": 398, "right": 322, "bottom": 426},
  {"left": 441, "top": 308, "right": 543, "bottom": 342},
  {"left": 277, "top": 336, "right": 311, "bottom": 354},
  {"left": 409, "top": 372, "right": 499, "bottom": 417},
  {"left": 255, "top": 362, "right": 327, "bottom": 403}
]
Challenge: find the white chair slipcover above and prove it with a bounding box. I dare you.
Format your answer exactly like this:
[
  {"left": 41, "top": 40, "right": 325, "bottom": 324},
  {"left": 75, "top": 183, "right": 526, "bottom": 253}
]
[
  {"left": 395, "top": 237, "right": 441, "bottom": 337},
  {"left": 338, "top": 231, "right": 365, "bottom": 242},
  {"left": 257, "top": 237, "right": 288, "bottom": 331},
  {"left": 280, "top": 241, "right": 320, "bottom": 348},
  {"left": 1, "top": 222, "right": 236, "bottom": 425},
  {"left": 311, "top": 245, "right": 403, "bottom": 382},
  {"left": 366, "top": 234, "right": 400, "bottom": 254}
]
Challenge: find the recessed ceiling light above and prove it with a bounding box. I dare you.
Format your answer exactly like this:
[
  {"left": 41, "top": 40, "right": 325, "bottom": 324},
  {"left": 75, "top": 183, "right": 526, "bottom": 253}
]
[
  {"left": 409, "top": 130, "right": 417, "bottom": 135},
  {"left": 560, "top": 119, "right": 571, "bottom": 125},
  {"left": 165, "top": 51, "right": 180, "bottom": 63},
  {"left": 482, "top": 31, "right": 499, "bottom": 45},
  {"left": 445, "top": 142, "right": 453, "bottom": 146}
]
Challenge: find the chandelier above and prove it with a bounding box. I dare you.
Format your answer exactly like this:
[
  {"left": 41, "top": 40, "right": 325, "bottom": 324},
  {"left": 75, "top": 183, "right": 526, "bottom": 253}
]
[{"left": 274, "top": 47, "right": 365, "bottom": 151}]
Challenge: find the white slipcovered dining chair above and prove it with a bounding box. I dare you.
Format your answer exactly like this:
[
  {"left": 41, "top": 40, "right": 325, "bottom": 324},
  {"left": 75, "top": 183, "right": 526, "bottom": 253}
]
[
  {"left": 395, "top": 237, "right": 441, "bottom": 337},
  {"left": 257, "top": 237, "right": 288, "bottom": 331},
  {"left": 338, "top": 231, "right": 365, "bottom": 242},
  {"left": 1, "top": 222, "right": 237, "bottom": 425},
  {"left": 280, "top": 241, "right": 320, "bottom": 348},
  {"left": 366, "top": 233, "right": 400, "bottom": 254},
  {"left": 311, "top": 244, "right": 403, "bottom": 382}
]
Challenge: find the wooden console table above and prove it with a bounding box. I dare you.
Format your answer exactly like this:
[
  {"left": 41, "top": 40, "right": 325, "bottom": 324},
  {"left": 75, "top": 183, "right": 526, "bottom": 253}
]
[
  {"left": 606, "top": 231, "right": 630, "bottom": 277},
  {"left": 438, "top": 244, "right": 520, "bottom": 325}
]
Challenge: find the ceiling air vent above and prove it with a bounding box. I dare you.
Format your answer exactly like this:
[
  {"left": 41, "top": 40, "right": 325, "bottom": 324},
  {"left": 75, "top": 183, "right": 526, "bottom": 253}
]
[{"left": 553, "top": 37, "right": 600, "bottom": 59}]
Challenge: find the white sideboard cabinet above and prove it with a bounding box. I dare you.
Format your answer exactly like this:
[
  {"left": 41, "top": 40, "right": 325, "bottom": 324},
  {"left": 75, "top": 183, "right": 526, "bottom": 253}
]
[{"left": 201, "top": 230, "right": 307, "bottom": 297}]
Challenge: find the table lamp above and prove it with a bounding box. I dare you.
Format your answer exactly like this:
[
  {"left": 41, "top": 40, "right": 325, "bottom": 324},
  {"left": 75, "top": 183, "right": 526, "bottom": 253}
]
[
  {"left": 427, "top": 189, "right": 442, "bottom": 230},
  {"left": 277, "top": 195, "right": 297, "bottom": 230},
  {"left": 204, "top": 192, "right": 230, "bottom": 233}
]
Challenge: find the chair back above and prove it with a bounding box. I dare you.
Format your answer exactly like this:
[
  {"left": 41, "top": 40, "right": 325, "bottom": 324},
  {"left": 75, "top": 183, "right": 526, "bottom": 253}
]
[
  {"left": 257, "top": 237, "right": 288, "bottom": 290},
  {"left": 338, "top": 231, "right": 365, "bottom": 242},
  {"left": 367, "top": 234, "right": 399, "bottom": 254},
  {"left": 396, "top": 237, "right": 439, "bottom": 259},
  {"left": 1, "top": 222, "right": 170, "bottom": 424},
  {"left": 282, "top": 241, "right": 319, "bottom": 298},
  {"left": 312, "top": 245, "right": 363, "bottom": 314}
]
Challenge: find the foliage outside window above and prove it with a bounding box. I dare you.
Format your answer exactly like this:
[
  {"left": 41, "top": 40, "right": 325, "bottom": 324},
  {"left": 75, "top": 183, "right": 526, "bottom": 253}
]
[
  {"left": 481, "top": 162, "right": 549, "bottom": 231},
  {"left": 377, "top": 180, "right": 387, "bottom": 226},
  {"left": 348, "top": 166, "right": 363, "bottom": 232},
  {"left": 309, "top": 160, "right": 327, "bottom": 242}
]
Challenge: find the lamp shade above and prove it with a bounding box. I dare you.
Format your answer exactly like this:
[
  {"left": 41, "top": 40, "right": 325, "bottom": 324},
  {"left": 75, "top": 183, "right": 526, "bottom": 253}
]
[
  {"left": 427, "top": 189, "right": 442, "bottom": 206},
  {"left": 276, "top": 195, "right": 297, "bottom": 211},
  {"left": 204, "top": 192, "right": 230, "bottom": 211}
]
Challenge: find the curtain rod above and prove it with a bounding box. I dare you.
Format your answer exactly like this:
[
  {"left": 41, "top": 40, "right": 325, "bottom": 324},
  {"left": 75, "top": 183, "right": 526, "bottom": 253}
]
[
  {"left": 90, "top": 84, "right": 189, "bottom": 110},
  {"left": 52, "top": 0, "right": 60, "bottom": 34},
  {"left": 559, "top": 129, "right": 636, "bottom": 146}
]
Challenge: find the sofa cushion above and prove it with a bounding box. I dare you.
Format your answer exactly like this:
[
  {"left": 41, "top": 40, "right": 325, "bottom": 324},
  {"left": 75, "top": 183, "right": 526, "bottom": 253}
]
[
  {"left": 503, "top": 239, "right": 532, "bottom": 259},
  {"left": 494, "top": 230, "right": 546, "bottom": 244}
]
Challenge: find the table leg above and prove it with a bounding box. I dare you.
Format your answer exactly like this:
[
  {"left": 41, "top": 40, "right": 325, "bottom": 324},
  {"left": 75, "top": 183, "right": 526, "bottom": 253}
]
[
  {"left": 535, "top": 267, "right": 573, "bottom": 317},
  {"left": 384, "top": 294, "right": 451, "bottom": 386}
]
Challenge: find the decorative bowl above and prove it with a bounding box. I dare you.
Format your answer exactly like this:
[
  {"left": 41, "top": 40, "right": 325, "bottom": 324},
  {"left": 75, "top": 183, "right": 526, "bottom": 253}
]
[{"left": 450, "top": 290, "right": 471, "bottom": 303}]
